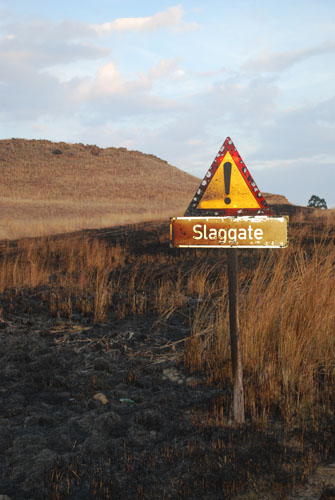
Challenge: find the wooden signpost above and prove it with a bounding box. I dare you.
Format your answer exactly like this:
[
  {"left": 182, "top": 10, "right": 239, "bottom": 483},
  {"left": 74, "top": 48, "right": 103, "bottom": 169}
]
[{"left": 170, "top": 137, "right": 288, "bottom": 424}]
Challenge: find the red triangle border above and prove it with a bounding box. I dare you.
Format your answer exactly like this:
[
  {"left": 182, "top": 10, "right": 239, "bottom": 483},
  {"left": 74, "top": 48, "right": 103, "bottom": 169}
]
[{"left": 184, "top": 137, "right": 273, "bottom": 216}]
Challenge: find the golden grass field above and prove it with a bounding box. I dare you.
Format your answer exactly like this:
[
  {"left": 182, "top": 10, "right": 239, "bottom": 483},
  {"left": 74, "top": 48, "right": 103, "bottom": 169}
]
[
  {"left": 0, "top": 138, "right": 201, "bottom": 239},
  {"left": 0, "top": 138, "right": 292, "bottom": 240}
]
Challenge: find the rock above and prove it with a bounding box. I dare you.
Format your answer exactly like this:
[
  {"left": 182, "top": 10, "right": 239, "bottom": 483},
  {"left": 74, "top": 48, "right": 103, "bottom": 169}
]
[
  {"left": 93, "top": 392, "right": 108, "bottom": 404},
  {"left": 185, "top": 376, "right": 202, "bottom": 387},
  {"left": 162, "top": 367, "right": 184, "bottom": 384}
]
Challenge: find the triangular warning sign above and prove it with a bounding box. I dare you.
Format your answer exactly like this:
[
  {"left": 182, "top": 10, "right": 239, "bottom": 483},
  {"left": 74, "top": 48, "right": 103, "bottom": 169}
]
[{"left": 185, "top": 137, "right": 273, "bottom": 216}]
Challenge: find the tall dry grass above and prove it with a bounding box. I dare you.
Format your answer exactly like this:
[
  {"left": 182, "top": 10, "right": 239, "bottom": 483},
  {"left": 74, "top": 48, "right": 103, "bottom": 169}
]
[
  {"left": 0, "top": 220, "right": 334, "bottom": 428},
  {"left": 185, "top": 228, "right": 335, "bottom": 427},
  {"left": 0, "top": 199, "right": 188, "bottom": 240}
]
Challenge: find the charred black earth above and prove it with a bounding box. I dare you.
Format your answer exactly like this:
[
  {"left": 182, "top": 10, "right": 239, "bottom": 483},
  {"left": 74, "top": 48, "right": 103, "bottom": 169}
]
[{"left": 0, "top": 222, "right": 334, "bottom": 499}]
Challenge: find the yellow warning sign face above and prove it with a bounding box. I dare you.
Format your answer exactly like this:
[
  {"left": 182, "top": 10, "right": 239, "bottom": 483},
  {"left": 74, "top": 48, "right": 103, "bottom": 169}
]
[
  {"left": 197, "top": 152, "right": 259, "bottom": 210},
  {"left": 184, "top": 136, "right": 272, "bottom": 216}
]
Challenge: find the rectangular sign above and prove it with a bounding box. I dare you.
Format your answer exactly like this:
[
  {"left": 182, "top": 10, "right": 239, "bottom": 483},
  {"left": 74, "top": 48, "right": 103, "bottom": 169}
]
[{"left": 170, "top": 216, "right": 288, "bottom": 248}]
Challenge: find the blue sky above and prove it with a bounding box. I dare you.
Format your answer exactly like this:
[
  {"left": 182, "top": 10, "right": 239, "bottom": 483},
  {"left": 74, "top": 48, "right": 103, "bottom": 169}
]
[{"left": 0, "top": 1, "right": 334, "bottom": 206}]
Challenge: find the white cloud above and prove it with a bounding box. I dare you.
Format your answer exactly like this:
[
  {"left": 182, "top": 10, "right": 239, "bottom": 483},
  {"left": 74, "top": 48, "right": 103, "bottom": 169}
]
[
  {"left": 148, "top": 58, "right": 182, "bottom": 79},
  {"left": 73, "top": 60, "right": 148, "bottom": 100},
  {"left": 0, "top": 10, "right": 189, "bottom": 123},
  {"left": 0, "top": 20, "right": 109, "bottom": 69},
  {"left": 91, "top": 5, "right": 198, "bottom": 34},
  {"left": 243, "top": 40, "right": 335, "bottom": 73},
  {"left": 74, "top": 58, "right": 184, "bottom": 103},
  {"left": 94, "top": 62, "right": 124, "bottom": 95},
  {"left": 0, "top": 33, "right": 15, "bottom": 41}
]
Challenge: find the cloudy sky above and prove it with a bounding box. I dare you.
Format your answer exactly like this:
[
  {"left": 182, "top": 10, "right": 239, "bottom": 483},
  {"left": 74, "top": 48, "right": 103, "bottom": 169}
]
[{"left": 0, "top": 0, "right": 334, "bottom": 206}]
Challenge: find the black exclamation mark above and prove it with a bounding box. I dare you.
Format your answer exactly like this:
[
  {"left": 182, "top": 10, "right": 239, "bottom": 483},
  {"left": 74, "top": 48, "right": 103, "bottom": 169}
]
[{"left": 224, "top": 162, "right": 232, "bottom": 204}]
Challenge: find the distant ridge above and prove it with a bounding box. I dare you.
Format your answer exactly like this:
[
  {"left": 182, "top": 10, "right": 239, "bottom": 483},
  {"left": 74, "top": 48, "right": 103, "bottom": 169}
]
[
  {"left": 0, "top": 138, "right": 292, "bottom": 239},
  {"left": 263, "top": 193, "right": 291, "bottom": 205},
  {"left": 0, "top": 138, "right": 200, "bottom": 238},
  {"left": 0, "top": 138, "right": 200, "bottom": 203}
]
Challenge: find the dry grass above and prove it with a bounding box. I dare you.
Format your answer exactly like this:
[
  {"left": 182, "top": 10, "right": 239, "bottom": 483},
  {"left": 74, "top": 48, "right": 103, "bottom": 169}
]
[
  {"left": 0, "top": 138, "right": 200, "bottom": 239},
  {"left": 1, "top": 218, "right": 334, "bottom": 432},
  {"left": 1, "top": 217, "right": 335, "bottom": 498},
  {"left": 185, "top": 227, "right": 335, "bottom": 428},
  {"left": 0, "top": 203, "right": 183, "bottom": 240}
]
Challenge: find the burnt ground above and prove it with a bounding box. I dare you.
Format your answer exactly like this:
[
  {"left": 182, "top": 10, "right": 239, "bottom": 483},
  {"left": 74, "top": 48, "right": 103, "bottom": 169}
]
[
  {"left": 0, "top": 223, "right": 334, "bottom": 499},
  {"left": 1, "top": 307, "right": 334, "bottom": 500}
]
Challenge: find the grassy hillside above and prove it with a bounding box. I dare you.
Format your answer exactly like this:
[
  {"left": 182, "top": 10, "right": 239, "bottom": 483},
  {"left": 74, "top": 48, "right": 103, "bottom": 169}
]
[
  {"left": 0, "top": 139, "right": 201, "bottom": 238},
  {"left": 0, "top": 138, "right": 290, "bottom": 239}
]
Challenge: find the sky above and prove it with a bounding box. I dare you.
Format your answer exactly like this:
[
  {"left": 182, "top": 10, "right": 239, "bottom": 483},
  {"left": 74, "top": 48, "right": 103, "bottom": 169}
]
[{"left": 0, "top": 0, "right": 334, "bottom": 207}]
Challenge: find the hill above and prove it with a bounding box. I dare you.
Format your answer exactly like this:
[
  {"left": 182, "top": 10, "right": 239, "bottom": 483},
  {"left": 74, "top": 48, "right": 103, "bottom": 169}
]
[
  {"left": 0, "top": 139, "right": 202, "bottom": 239},
  {"left": 0, "top": 138, "right": 291, "bottom": 239}
]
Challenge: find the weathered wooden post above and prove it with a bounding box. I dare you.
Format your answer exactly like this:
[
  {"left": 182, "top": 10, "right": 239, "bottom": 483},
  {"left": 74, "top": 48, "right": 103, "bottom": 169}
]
[
  {"left": 227, "top": 249, "right": 244, "bottom": 423},
  {"left": 170, "top": 137, "right": 288, "bottom": 424}
]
